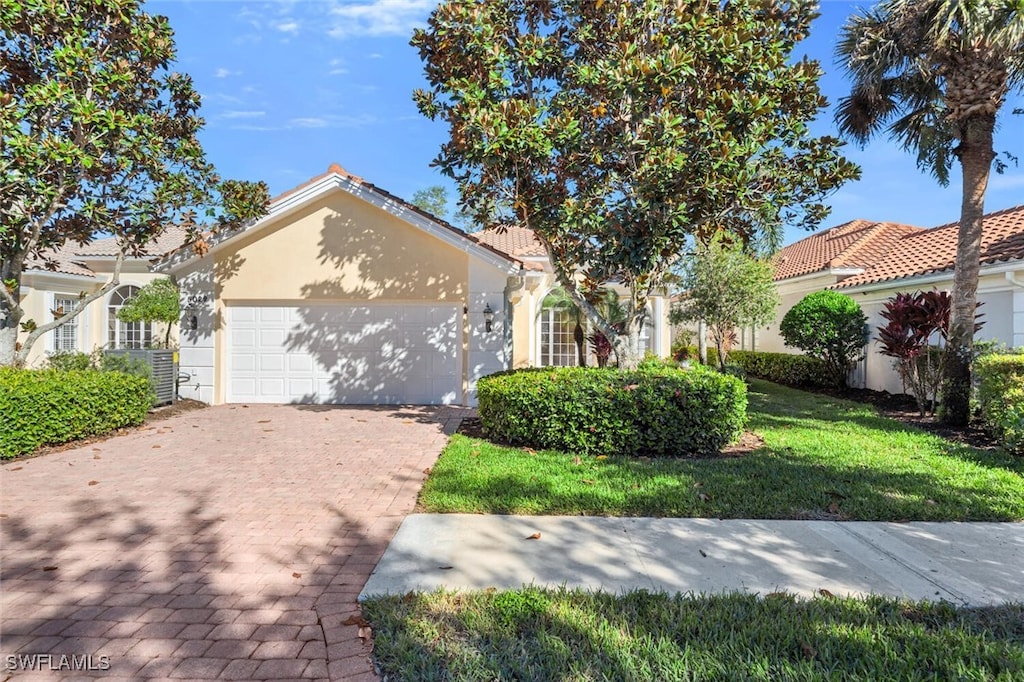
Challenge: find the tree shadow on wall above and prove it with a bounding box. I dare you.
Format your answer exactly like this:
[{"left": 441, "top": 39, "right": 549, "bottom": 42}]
[{"left": 283, "top": 212, "right": 466, "bottom": 405}]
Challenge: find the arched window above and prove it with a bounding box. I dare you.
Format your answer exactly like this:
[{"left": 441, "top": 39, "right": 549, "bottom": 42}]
[
  {"left": 108, "top": 285, "right": 152, "bottom": 349},
  {"left": 538, "top": 290, "right": 579, "bottom": 367}
]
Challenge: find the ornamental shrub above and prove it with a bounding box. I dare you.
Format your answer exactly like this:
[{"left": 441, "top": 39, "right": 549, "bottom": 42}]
[
  {"left": 780, "top": 290, "right": 868, "bottom": 388},
  {"left": 976, "top": 353, "right": 1024, "bottom": 455},
  {"left": 0, "top": 367, "right": 151, "bottom": 458},
  {"left": 477, "top": 365, "right": 746, "bottom": 457},
  {"left": 727, "top": 350, "right": 832, "bottom": 387}
]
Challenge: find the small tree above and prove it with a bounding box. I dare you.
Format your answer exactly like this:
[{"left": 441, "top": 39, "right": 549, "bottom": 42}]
[
  {"left": 117, "top": 279, "right": 180, "bottom": 349},
  {"left": 672, "top": 237, "right": 779, "bottom": 371},
  {"left": 585, "top": 289, "right": 628, "bottom": 368},
  {"left": 780, "top": 291, "right": 868, "bottom": 388},
  {"left": 410, "top": 186, "right": 450, "bottom": 218}
]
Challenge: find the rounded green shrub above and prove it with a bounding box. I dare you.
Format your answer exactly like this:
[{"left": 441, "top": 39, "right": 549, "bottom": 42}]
[
  {"left": 477, "top": 365, "right": 747, "bottom": 457},
  {"left": 976, "top": 353, "right": 1024, "bottom": 454},
  {"left": 0, "top": 367, "right": 151, "bottom": 458},
  {"left": 779, "top": 290, "right": 868, "bottom": 388}
]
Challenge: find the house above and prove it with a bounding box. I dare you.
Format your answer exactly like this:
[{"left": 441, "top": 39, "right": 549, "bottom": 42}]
[
  {"left": 15, "top": 229, "right": 189, "bottom": 367},
  {"left": 760, "top": 205, "right": 1024, "bottom": 393},
  {"left": 159, "top": 164, "right": 673, "bottom": 406}
]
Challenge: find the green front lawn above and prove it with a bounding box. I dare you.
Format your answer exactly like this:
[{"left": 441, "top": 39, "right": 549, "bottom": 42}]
[
  {"left": 364, "top": 589, "right": 1024, "bottom": 681},
  {"left": 419, "top": 380, "right": 1024, "bottom": 520}
]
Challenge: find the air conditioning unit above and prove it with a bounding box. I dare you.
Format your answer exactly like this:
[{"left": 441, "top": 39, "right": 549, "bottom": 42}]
[{"left": 103, "top": 349, "right": 177, "bottom": 406}]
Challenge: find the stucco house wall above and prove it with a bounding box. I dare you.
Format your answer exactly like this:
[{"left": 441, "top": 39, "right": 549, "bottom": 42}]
[
  {"left": 18, "top": 254, "right": 181, "bottom": 369},
  {"left": 760, "top": 206, "right": 1024, "bottom": 394}
]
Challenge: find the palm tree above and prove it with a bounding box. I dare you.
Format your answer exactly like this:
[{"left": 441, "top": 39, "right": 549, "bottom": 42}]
[{"left": 835, "top": 0, "right": 1023, "bottom": 425}]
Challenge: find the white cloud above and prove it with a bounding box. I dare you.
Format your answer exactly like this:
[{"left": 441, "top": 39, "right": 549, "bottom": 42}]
[
  {"left": 274, "top": 19, "right": 300, "bottom": 34},
  {"left": 290, "top": 117, "right": 329, "bottom": 128},
  {"left": 327, "top": 0, "right": 432, "bottom": 39},
  {"left": 225, "top": 114, "right": 377, "bottom": 132},
  {"left": 213, "top": 67, "right": 240, "bottom": 79},
  {"left": 220, "top": 110, "right": 266, "bottom": 120},
  {"left": 327, "top": 58, "right": 349, "bottom": 76}
]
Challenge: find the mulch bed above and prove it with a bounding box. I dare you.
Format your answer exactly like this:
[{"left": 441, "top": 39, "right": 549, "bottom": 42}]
[{"left": 805, "top": 386, "right": 1000, "bottom": 450}]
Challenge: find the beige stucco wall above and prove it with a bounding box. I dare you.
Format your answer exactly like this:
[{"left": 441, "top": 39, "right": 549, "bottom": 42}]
[
  {"left": 197, "top": 189, "right": 473, "bottom": 404},
  {"left": 18, "top": 266, "right": 175, "bottom": 368},
  {"left": 510, "top": 273, "right": 672, "bottom": 368},
  {"left": 758, "top": 271, "right": 843, "bottom": 353},
  {"left": 216, "top": 192, "right": 469, "bottom": 304}
]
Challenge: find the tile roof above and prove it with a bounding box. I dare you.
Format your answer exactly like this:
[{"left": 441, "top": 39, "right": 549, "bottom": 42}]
[
  {"left": 473, "top": 225, "right": 548, "bottom": 258},
  {"left": 834, "top": 204, "right": 1024, "bottom": 289},
  {"left": 772, "top": 219, "right": 924, "bottom": 281},
  {"left": 25, "top": 227, "right": 190, "bottom": 279}
]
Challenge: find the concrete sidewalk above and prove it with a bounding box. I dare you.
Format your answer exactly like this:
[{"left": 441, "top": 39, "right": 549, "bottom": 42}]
[{"left": 361, "top": 515, "right": 1024, "bottom": 606}]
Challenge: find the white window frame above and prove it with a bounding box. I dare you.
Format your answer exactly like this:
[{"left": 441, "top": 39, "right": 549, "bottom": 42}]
[
  {"left": 50, "top": 293, "right": 81, "bottom": 353},
  {"left": 107, "top": 285, "right": 153, "bottom": 350}
]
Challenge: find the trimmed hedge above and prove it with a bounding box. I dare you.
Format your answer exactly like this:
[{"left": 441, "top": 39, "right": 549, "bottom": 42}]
[
  {"left": 0, "top": 367, "right": 151, "bottom": 459},
  {"left": 728, "top": 350, "right": 833, "bottom": 388},
  {"left": 670, "top": 347, "right": 832, "bottom": 388},
  {"left": 477, "top": 365, "right": 747, "bottom": 457},
  {"left": 976, "top": 354, "right": 1024, "bottom": 455}
]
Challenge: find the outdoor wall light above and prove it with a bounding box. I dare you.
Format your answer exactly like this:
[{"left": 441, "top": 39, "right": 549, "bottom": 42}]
[
  {"left": 187, "top": 314, "right": 198, "bottom": 331},
  {"left": 483, "top": 303, "right": 494, "bottom": 332}
]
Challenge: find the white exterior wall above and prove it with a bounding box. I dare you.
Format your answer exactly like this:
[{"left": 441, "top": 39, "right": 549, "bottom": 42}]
[
  {"left": 173, "top": 261, "right": 216, "bottom": 404},
  {"left": 847, "top": 268, "right": 1023, "bottom": 394},
  {"left": 758, "top": 271, "right": 845, "bottom": 353},
  {"left": 467, "top": 259, "right": 512, "bottom": 405}
]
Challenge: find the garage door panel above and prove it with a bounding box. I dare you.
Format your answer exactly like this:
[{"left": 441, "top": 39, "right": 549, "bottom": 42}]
[{"left": 227, "top": 304, "right": 461, "bottom": 404}]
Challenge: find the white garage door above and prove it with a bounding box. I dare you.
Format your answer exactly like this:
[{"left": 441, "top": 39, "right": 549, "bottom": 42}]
[{"left": 227, "top": 304, "right": 462, "bottom": 405}]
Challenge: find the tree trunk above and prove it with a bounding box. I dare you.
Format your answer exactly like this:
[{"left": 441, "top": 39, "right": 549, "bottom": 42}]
[
  {"left": 0, "top": 263, "right": 25, "bottom": 367},
  {"left": 697, "top": 319, "right": 707, "bottom": 365},
  {"left": 941, "top": 115, "right": 995, "bottom": 426},
  {"left": 614, "top": 317, "right": 644, "bottom": 370},
  {"left": 573, "top": 320, "right": 586, "bottom": 367}
]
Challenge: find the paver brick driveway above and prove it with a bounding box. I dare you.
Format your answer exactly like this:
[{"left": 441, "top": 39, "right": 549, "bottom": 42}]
[{"left": 1, "top": 403, "right": 467, "bottom": 681}]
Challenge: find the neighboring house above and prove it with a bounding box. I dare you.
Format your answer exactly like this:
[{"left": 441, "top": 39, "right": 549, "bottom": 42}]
[
  {"left": 15, "top": 229, "right": 188, "bottom": 368},
  {"left": 760, "top": 205, "right": 1024, "bottom": 393},
  {"left": 158, "top": 164, "right": 672, "bottom": 406}
]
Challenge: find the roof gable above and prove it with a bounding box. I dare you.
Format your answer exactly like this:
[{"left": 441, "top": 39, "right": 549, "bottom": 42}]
[{"left": 161, "top": 164, "right": 522, "bottom": 274}]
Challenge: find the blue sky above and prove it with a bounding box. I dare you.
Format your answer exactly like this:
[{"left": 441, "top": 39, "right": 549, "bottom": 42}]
[{"left": 153, "top": 0, "right": 1023, "bottom": 246}]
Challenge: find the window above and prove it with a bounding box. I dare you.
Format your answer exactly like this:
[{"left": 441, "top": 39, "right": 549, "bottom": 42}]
[
  {"left": 108, "top": 285, "right": 152, "bottom": 349},
  {"left": 51, "top": 294, "right": 79, "bottom": 352},
  {"left": 539, "top": 293, "right": 579, "bottom": 367}
]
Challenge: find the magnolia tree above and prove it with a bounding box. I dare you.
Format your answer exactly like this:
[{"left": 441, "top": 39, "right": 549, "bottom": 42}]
[
  {"left": 413, "top": 0, "right": 858, "bottom": 368},
  {"left": 0, "top": 0, "right": 269, "bottom": 366}
]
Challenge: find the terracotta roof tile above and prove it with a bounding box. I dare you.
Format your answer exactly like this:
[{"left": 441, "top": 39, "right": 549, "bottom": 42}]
[
  {"left": 834, "top": 204, "right": 1024, "bottom": 289},
  {"left": 25, "top": 227, "right": 190, "bottom": 278},
  {"left": 772, "top": 219, "right": 924, "bottom": 281},
  {"left": 474, "top": 225, "right": 548, "bottom": 258}
]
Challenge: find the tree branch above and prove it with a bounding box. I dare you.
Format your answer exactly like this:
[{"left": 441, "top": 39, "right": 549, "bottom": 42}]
[{"left": 15, "top": 250, "right": 124, "bottom": 364}]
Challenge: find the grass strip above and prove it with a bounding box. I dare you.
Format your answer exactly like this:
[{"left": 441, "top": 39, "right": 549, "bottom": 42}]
[{"left": 365, "top": 588, "right": 1024, "bottom": 681}]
